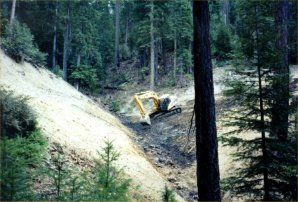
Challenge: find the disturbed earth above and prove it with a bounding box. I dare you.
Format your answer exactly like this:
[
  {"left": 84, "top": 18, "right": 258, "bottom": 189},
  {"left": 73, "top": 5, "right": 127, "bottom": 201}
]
[
  {"left": 120, "top": 100, "right": 198, "bottom": 201},
  {"left": 119, "top": 96, "right": 232, "bottom": 201}
]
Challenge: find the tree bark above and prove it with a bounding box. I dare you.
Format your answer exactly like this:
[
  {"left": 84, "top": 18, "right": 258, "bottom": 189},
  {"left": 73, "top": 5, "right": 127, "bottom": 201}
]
[
  {"left": 9, "top": 0, "right": 16, "bottom": 25},
  {"left": 75, "top": 52, "right": 81, "bottom": 91},
  {"left": 173, "top": 29, "right": 177, "bottom": 85},
  {"left": 161, "top": 37, "right": 167, "bottom": 72},
  {"left": 154, "top": 42, "right": 158, "bottom": 85},
  {"left": 52, "top": 0, "right": 58, "bottom": 69},
  {"left": 220, "top": 0, "right": 230, "bottom": 25},
  {"left": 188, "top": 41, "right": 193, "bottom": 74},
  {"left": 124, "top": 11, "right": 129, "bottom": 50},
  {"left": 271, "top": 0, "right": 289, "bottom": 141},
  {"left": 63, "top": 4, "right": 70, "bottom": 81},
  {"left": 150, "top": 0, "right": 155, "bottom": 90},
  {"left": 115, "top": 0, "right": 120, "bottom": 67},
  {"left": 193, "top": 1, "right": 221, "bottom": 201}
]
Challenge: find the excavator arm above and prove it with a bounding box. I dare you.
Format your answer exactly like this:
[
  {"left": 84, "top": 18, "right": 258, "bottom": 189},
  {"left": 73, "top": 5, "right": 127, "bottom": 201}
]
[
  {"left": 133, "top": 90, "right": 182, "bottom": 125},
  {"left": 133, "top": 91, "right": 160, "bottom": 118}
]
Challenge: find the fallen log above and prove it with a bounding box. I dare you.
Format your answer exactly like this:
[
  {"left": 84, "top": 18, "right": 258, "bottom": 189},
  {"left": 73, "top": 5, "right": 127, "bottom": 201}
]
[{"left": 103, "top": 86, "right": 125, "bottom": 91}]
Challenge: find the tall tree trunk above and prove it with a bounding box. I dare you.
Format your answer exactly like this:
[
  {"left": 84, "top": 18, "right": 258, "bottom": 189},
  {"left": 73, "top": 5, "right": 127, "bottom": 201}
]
[
  {"left": 124, "top": 11, "right": 129, "bottom": 50},
  {"left": 188, "top": 41, "right": 193, "bottom": 74},
  {"left": 254, "top": 5, "right": 269, "bottom": 200},
  {"left": 149, "top": 0, "right": 155, "bottom": 90},
  {"left": 0, "top": 101, "right": 3, "bottom": 138},
  {"left": 154, "top": 42, "right": 158, "bottom": 85},
  {"left": 52, "top": 0, "right": 58, "bottom": 69},
  {"left": 161, "top": 37, "right": 167, "bottom": 72},
  {"left": 271, "top": 0, "right": 289, "bottom": 141},
  {"left": 193, "top": 1, "right": 221, "bottom": 201},
  {"left": 75, "top": 52, "right": 81, "bottom": 91},
  {"left": 173, "top": 29, "right": 177, "bottom": 85},
  {"left": 220, "top": 0, "right": 230, "bottom": 25},
  {"left": 63, "top": 4, "right": 70, "bottom": 81},
  {"left": 9, "top": 0, "right": 16, "bottom": 25},
  {"left": 115, "top": 0, "right": 120, "bottom": 67}
]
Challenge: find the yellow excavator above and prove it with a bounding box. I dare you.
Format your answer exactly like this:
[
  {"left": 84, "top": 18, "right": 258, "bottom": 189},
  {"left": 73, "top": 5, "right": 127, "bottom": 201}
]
[{"left": 133, "top": 91, "right": 181, "bottom": 125}]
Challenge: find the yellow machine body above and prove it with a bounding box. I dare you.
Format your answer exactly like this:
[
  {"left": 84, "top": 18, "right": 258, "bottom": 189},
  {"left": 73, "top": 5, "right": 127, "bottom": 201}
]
[{"left": 133, "top": 91, "right": 179, "bottom": 125}]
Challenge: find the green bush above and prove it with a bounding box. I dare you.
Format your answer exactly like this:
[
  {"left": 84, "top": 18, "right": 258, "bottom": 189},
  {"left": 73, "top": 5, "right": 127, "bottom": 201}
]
[
  {"left": 109, "top": 100, "right": 121, "bottom": 112},
  {"left": 52, "top": 65, "right": 63, "bottom": 77},
  {"left": 0, "top": 89, "right": 46, "bottom": 200},
  {"left": 120, "top": 44, "right": 131, "bottom": 60},
  {"left": 1, "top": 20, "right": 47, "bottom": 66},
  {"left": 0, "top": 88, "right": 37, "bottom": 138},
  {"left": 0, "top": 129, "right": 47, "bottom": 201},
  {"left": 70, "top": 64, "right": 98, "bottom": 93},
  {"left": 162, "top": 185, "right": 176, "bottom": 202},
  {"left": 213, "top": 23, "right": 232, "bottom": 60},
  {"left": 119, "top": 71, "right": 131, "bottom": 84},
  {"left": 179, "top": 48, "right": 192, "bottom": 73}
]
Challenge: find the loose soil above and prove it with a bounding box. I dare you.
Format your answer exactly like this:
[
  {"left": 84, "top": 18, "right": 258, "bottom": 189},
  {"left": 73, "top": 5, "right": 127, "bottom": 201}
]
[{"left": 0, "top": 50, "right": 185, "bottom": 202}]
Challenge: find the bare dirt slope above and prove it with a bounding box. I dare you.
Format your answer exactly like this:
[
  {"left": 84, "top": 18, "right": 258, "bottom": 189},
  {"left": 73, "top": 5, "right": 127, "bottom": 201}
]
[{"left": 0, "top": 50, "right": 184, "bottom": 202}]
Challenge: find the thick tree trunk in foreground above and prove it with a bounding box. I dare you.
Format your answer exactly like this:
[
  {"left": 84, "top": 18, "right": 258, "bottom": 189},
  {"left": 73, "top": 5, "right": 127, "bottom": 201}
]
[
  {"left": 150, "top": 0, "right": 155, "bottom": 90},
  {"left": 9, "top": 0, "right": 16, "bottom": 25},
  {"left": 193, "top": 1, "right": 221, "bottom": 201},
  {"left": 271, "top": 0, "right": 289, "bottom": 141}
]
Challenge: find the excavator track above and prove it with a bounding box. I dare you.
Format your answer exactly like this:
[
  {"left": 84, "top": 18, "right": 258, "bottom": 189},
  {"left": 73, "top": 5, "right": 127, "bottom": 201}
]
[{"left": 150, "top": 107, "right": 182, "bottom": 120}]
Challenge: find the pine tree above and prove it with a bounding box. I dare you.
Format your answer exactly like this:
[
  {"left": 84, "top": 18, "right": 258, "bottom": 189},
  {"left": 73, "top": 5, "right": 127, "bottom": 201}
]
[
  {"left": 90, "top": 140, "right": 131, "bottom": 201},
  {"left": 221, "top": 0, "right": 297, "bottom": 200}
]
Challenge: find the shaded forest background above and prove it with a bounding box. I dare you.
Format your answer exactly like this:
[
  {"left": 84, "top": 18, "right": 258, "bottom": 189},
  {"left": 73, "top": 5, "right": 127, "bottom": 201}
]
[{"left": 1, "top": 0, "right": 296, "bottom": 93}]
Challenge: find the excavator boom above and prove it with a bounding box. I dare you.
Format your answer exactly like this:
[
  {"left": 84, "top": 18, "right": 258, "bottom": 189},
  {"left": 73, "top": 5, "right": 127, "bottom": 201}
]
[
  {"left": 133, "top": 91, "right": 160, "bottom": 125},
  {"left": 133, "top": 90, "right": 181, "bottom": 125}
]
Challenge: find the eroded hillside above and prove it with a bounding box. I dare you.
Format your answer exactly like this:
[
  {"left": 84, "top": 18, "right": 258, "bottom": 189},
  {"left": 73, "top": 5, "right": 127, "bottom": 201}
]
[{"left": 0, "top": 50, "right": 184, "bottom": 202}]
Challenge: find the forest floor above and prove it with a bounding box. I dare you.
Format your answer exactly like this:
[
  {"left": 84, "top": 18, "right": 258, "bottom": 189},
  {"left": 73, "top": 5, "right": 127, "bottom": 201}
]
[{"left": 102, "top": 64, "right": 298, "bottom": 201}]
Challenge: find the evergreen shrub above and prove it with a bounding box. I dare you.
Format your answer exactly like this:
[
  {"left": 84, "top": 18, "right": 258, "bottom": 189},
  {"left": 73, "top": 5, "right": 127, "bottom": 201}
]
[
  {"left": 0, "top": 88, "right": 37, "bottom": 138},
  {"left": 1, "top": 20, "right": 47, "bottom": 66}
]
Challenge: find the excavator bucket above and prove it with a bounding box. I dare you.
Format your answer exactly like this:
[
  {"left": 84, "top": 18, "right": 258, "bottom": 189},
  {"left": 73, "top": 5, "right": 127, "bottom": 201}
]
[{"left": 140, "top": 115, "right": 151, "bottom": 125}]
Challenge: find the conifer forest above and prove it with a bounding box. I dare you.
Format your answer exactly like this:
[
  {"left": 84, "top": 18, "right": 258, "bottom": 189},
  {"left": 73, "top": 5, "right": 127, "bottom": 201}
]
[{"left": 0, "top": 0, "right": 297, "bottom": 201}]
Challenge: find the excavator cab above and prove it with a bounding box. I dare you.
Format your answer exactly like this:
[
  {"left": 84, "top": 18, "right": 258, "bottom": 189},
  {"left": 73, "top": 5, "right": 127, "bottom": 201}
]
[{"left": 133, "top": 91, "right": 181, "bottom": 125}]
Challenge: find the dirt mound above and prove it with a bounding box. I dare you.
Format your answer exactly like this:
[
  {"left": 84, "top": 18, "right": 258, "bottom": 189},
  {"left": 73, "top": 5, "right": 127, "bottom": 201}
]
[{"left": 0, "top": 50, "right": 184, "bottom": 202}]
